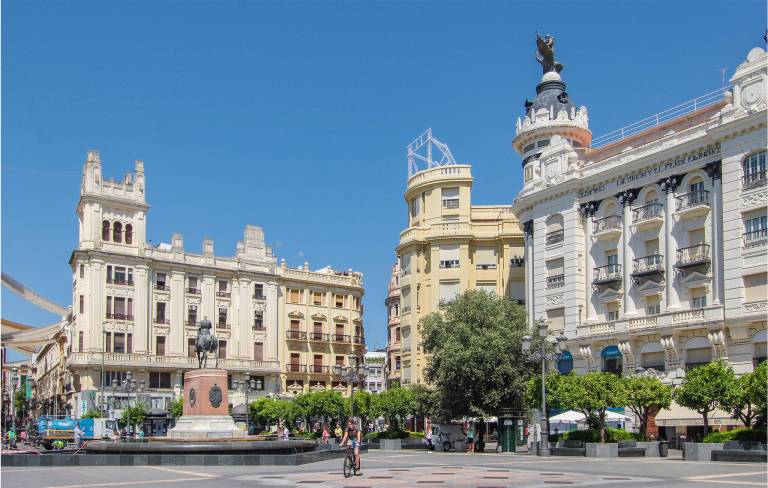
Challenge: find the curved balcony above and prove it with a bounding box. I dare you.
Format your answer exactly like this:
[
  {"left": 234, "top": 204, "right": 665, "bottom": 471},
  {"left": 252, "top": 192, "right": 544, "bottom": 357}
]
[
  {"left": 743, "top": 170, "right": 767, "bottom": 190},
  {"left": 286, "top": 330, "right": 307, "bottom": 340},
  {"left": 592, "top": 215, "right": 622, "bottom": 240},
  {"left": 675, "top": 190, "right": 710, "bottom": 219},
  {"left": 632, "top": 254, "right": 664, "bottom": 281},
  {"left": 632, "top": 202, "right": 664, "bottom": 230},
  {"left": 675, "top": 244, "right": 710, "bottom": 270},
  {"left": 593, "top": 264, "right": 622, "bottom": 286}
]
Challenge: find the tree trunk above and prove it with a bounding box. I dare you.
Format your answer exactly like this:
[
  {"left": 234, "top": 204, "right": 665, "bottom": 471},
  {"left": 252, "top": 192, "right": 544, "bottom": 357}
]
[
  {"left": 702, "top": 410, "right": 709, "bottom": 436},
  {"left": 599, "top": 411, "right": 606, "bottom": 443}
]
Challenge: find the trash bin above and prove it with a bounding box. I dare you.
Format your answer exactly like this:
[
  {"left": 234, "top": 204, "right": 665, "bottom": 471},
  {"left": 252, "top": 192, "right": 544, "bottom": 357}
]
[{"left": 658, "top": 441, "right": 669, "bottom": 457}]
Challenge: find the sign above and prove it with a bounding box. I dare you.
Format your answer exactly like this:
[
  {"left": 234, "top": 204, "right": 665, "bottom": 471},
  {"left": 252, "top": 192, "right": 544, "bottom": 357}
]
[
  {"left": 504, "top": 420, "right": 514, "bottom": 426},
  {"left": 578, "top": 144, "right": 721, "bottom": 199}
]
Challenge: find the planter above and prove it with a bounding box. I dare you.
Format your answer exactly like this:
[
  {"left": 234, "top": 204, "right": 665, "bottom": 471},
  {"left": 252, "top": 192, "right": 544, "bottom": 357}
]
[
  {"left": 683, "top": 442, "right": 724, "bottom": 462},
  {"left": 585, "top": 443, "right": 618, "bottom": 458},
  {"left": 380, "top": 439, "right": 402, "bottom": 450},
  {"left": 636, "top": 441, "right": 660, "bottom": 458}
]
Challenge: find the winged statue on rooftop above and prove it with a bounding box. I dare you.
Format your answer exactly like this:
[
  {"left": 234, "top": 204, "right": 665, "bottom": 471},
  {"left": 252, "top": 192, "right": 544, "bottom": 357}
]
[{"left": 536, "top": 32, "right": 564, "bottom": 75}]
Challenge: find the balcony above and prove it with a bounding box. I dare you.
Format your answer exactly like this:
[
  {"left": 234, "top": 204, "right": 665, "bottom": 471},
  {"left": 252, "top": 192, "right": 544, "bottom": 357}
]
[
  {"left": 743, "top": 170, "right": 767, "bottom": 190},
  {"left": 216, "top": 291, "right": 231, "bottom": 298},
  {"left": 353, "top": 336, "right": 366, "bottom": 345},
  {"left": 216, "top": 322, "right": 230, "bottom": 330},
  {"left": 154, "top": 283, "right": 169, "bottom": 291},
  {"left": 107, "top": 278, "right": 134, "bottom": 286},
  {"left": 744, "top": 229, "right": 767, "bottom": 249},
  {"left": 308, "top": 365, "right": 330, "bottom": 374},
  {"left": 632, "top": 202, "right": 664, "bottom": 230},
  {"left": 253, "top": 293, "right": 265, "bottom": 300},
  {"left": 546, "top": 274, "right": 565, "bottom": 289},
  {"left": 675, "top": 244, "right": 710, "bottom": 269},
  {"left": 632, "top": 254, "right": 664, "bottom": 279},
  {"left": 154, "top": 318, "right": 170, "bottom": 325},
  {"left": 252, "top": 324, "right": 266, "bottom": 332},
  {"left": 546, "top": 230, "right": 564, "bottom": 246},
  {"left": 592, "top": 215, "right": 622, "bottom": 240},
  {"left": 439, "top": 260, "right": 460, "bottom": 269},
  {"left": 285, "top": 363, "right": 306, "bottom": 373},
  {"left": 593, "top": 264, "right": 622, "bottom": 286},
  {"left": 309, "top": 332, "right": 329, "bottom": 341},
  {"left": 106, "top": 313, "right": 134, "bottom": 321},
  {"left": 186, "top": 287, "right": 200, "bottom": 295},
  {"left": 675, "top": 190, "right": 710, "bottom": 218},
  {"left": 476, "top": 264, "right": 497, "bottom": 270},
  {"left": 67, "top": 352, "right": 279, "bottom": 372},
  {"left": 286, "top": 330, "right": 307, "bottom": 340},
  {"left": 331, "top": 334, "right": 350, "bottom": 343}
]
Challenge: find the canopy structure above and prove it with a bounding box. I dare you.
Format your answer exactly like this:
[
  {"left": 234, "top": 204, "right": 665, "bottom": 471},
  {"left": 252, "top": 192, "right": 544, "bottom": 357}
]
[
  {"left": 655, "top": 402, "right": 737, "bottom": 427},
  {"left": 1, "top": 319, "right": 62, "bottom": 354}
]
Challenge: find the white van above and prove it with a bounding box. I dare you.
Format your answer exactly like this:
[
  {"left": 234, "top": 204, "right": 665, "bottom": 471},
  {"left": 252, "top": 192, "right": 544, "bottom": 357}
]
[{"left": 434, "top": 424, "right": 466, "bottom": 452}]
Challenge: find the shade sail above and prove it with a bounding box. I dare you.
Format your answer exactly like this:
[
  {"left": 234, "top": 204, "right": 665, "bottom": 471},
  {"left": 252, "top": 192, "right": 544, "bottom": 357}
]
[{"left": 1, "top": 320, "right": 62, "bottom": 354}]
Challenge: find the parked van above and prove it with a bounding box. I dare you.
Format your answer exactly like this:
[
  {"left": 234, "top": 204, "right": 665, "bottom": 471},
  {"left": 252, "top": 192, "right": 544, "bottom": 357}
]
[{"left": 434, "top": 424, "right": 466, "bottom": 452}]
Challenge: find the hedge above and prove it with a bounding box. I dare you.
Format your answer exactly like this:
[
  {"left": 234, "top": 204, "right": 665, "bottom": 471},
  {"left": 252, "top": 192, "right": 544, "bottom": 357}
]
[
  {"left": 561, "top": 428, "right": 641, "bottom": 443},
  {"left": 703, "top": 428, "right": 767, "bottom": 443}
]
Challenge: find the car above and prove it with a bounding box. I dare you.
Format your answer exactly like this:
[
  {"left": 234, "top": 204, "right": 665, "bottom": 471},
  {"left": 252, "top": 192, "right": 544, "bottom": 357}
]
[{"left": 434, "top": 424, "right": 466, "bottom": 452}]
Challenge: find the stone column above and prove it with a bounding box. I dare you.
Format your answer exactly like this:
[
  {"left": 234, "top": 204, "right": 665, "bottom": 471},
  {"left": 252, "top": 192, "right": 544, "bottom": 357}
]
[
  {"left": 619, "top": 191, "right": 637, "bottom": 316},
  {"left": 707, "top": 162, "right": 723, "bottom": 305},
  {"left": 267, "top": 281, "right": 279, "bottom": 362},
  {"left": 170, "top": 270, "right": 185, "bottom": 355},
  {"left": 582, "top": 204, "right": 598, "bottom": 321},
  {"left": 523, "top": 221, "right": 534, "bottom": 330},
  {"left": 661, "top": 177, "right": 680, "bottom": 311},
  {"left": 133, "top": 265, "right": 150, "bottom": 354}
]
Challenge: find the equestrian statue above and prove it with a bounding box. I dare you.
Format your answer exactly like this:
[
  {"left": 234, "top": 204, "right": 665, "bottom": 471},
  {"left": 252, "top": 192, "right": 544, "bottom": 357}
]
[
  {"left": 535, "top": 32, "right": 563, "bottom": 75},
  {"left": 195, "top": 318, "right": 219, "bottom": 369}
]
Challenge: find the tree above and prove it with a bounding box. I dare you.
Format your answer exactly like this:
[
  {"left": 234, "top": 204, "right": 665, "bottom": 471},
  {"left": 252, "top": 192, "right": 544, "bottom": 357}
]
[
  {"left": 674, "top": 360, "right": 737, "bottom": 433},
  {"left": 372, "top": 387, "right": 414, "bottom": 431},
  {"left": 169, "top": 397, "right": 184, "bottom": 418},
  {"left": 349, "top": 390, "right": 374, "bottom": 431},
  {"left": 556, "top": 372, "right": 626, "bottom": 443},
  {"left": 623, "top": 375, "right": 672, "bottom": 439},
  {"left": 721, "top": 361, "right": 767, "bottom": 428},
  {"left": 295, "top": 390, "right": 345, "bottom": 427},
  {"left": 525, "top": 372, "right": 566, "bottom": 419},
  {"left": 82, "top": 409, "right": 102, "bottom": 419},
  {"left": 420, "top": 290, "right": 532, "bottom": 418},
  {"left": 408, "top": 384, "right": 443, "bottom": 423},
  {"left": 120, "top": 403, "right": 147, "bottom": 429}
]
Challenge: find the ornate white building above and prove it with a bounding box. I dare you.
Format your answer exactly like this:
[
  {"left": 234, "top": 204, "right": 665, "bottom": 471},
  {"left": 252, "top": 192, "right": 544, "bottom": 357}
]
[
  {"left": 39, "top": 151, "right": 364, "bottom": 417},
  {"left": 512, "top": 45, "right": 767, "bottom": 381}
]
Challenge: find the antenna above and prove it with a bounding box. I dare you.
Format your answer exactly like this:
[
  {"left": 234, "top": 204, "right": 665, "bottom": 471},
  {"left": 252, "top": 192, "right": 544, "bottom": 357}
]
[
  {"left": 407, "top": 128, "right": 457, "bottom": 177},
  {"left": 718, "top": 67, "right": 728, "bottom": 88}
]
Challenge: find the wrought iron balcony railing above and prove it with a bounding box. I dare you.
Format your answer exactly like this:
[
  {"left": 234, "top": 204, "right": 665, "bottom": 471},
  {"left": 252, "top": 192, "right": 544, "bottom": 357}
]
[
  {"left": 593, "top": 215, "right": 622, "bottom": 234},
  {"left": 593, "top": 264, "right": 622, "bottom": 285},
  {"left": 286, "top": 330, "right": 307, "bottom": 340},
  {"left": 743, "top": 170, "right": 767, "bottom": 190},
  {"left": 546, "top": 274, "right": 565, "bottom": 289},
  {"left": 633, "top": 254, "right": 664, "bottom": 274},
  {"left": 676, "top": 243, "right": 710, "bottom": 267},
  {"left": 675, "top": 190, "right": 709, "bottom": 211},
  {"left": 632, "top": 202, "right": 663, "bottom": 224},
  {"left": 744, "top": 229, "right": 768, "bottom": 248}
]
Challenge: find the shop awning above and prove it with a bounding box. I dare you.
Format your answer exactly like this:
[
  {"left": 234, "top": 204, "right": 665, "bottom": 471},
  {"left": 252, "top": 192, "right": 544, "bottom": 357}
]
[{"left": 655, "top": 402, "right": 737, "bottom": 427}]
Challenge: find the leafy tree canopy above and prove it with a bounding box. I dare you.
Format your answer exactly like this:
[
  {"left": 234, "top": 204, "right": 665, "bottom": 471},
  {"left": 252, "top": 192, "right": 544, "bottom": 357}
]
[
  {"left": 420, "top": 290, "right": 532, "bottom": 418},
  {"left": 169, "top": 397, "right": 184, "bottom": 418},
  {"left": 372, "top": 387, "right": 415, "bottom": 430},
  {"left": 82, "top": 409, "right": 102, "bottom": 419},
  {"left": 623, "top": 375, "right": 672, "bottom": 438},
  {"left": 721, "top": 361, "right": 767, "bottom": 428},
  {"left": 675, "top": 360, "right": 737, "bottom": 432}
]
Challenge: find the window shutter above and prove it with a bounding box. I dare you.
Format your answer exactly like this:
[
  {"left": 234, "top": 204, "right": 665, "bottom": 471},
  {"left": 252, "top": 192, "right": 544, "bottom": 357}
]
[
  {"left": 439, "top": 245, "right": 460, "bottom": 261},
  {"left": 547, "top": 258, "right": 564, "bottom": 276},
  {"left": 686, "top": 347, "right": 712, "bottom": 363},
  {"left": 254, "top": 342, "right": 264, "bottom": 361},
  {"left": 439, "top": 281, "right": 460, "bottom": 302},
  {"left": 744, "top": 273, "right": 767, "bottom": 302},
  {"left": 475, "top": 247, "right": 496, "bottom": 265},
  {"left": 547, "top": 308, "right": 565, "bottom": 330}
]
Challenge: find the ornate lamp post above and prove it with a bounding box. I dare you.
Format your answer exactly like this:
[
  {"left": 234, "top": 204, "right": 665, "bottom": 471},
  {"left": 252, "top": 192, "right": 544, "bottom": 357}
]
[
  {"left": 522, "top": 318, "right": 568, "bottom": 457},
  {"left": 111, "top": 371, "right": 145, "bottom": 433},
  {"left": 332, "top": 356, "right": 368, "bottom": 419},
  {"left": 233, "top": 374, "right": 262, "bottom": 407}
]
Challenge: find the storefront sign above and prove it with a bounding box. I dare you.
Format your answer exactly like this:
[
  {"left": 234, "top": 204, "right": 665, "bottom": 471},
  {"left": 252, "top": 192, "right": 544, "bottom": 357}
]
[{"left": 578, "top": 144, "right": 721, "bottom": 199}]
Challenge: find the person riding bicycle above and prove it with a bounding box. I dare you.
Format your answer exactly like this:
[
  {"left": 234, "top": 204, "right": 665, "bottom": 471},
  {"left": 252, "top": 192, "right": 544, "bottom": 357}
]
[{"left": 340, "top": 418, "right": 362, "bottom": 474}]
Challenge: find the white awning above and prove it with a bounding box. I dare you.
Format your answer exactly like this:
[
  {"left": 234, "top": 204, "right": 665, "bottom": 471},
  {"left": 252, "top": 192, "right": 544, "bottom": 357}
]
[
  {"left": 1, "top": 320, "right": 62, "bottom": 354},
  {"left": 655, "top": 402, "right": 737, "bottom": 427}
]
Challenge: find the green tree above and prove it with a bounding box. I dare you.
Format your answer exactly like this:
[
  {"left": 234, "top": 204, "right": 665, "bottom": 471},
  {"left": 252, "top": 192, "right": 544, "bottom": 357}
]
[
  {"left": 408, "top": 384, "right": 443, "bottom": 423},
  {"left": 525, "top": 372, "right": 566, "bottom": 421},
  {"left": 295, "top": 390, "right": 345, "bottom": 427},
  {"left": 82, "top": 409, "right": 102, "bottom": 419},
  {"left": 623, "top": 375, "right": 672, "bottom": 439},
  {"left": 721, "top": 361, "right": 767, "bottom": 428},
  {"left": 420, "top": 290, "right": 532, "bottom": 418},
  {"left": 373, "top": 387, "right": 414, "bottom": 431},
  {"left": 120, "top": 403, "right": 147, "bottom": 429},
  {"left": 349, "top": 390, "right": 374, "bottom": 431},
  {"left": 557, "top": 372, "right": 626, "bottom": 443},
  {"left": 169, "top": 397, "right": 184, "bottom": 418},
  {"left": 674, "top": 360, "right": 737, "bottom": 433}
]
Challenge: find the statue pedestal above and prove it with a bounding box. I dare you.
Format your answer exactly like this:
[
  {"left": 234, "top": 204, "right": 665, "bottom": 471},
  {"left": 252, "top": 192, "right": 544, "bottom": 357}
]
[{"left": 167, "top": 368, "right": 246, "bottom": 440}]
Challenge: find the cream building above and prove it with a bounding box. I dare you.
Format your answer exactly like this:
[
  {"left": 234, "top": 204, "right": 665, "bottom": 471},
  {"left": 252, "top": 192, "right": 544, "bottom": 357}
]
[
  {"left": 395, "top": 130, "right": 526, "bottom": 385},
  {"left": 36, "top": 151, "right": 364, "bottom": 417},
  {"left": 512, "top": 45, "right": 767, "bottom": 382},
  {"left": 384, "top": 263, "right": 401, "bottom": 387}
]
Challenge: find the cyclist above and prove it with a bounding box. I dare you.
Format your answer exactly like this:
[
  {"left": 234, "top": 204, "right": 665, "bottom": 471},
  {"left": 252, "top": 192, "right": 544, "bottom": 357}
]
[{"left": 340, "top": 418, "right": 362, "bottom": 474}]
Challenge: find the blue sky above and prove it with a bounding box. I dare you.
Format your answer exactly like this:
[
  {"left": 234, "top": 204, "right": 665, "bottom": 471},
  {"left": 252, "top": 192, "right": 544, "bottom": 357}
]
[{"left": 3, "top": 0, "right": 765, "bottom": 360}]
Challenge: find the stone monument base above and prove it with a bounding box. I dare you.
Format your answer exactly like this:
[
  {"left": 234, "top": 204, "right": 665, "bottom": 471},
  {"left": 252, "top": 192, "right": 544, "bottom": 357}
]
[{"left": 168, "top": 415, "right": 247, "bottom": 440}]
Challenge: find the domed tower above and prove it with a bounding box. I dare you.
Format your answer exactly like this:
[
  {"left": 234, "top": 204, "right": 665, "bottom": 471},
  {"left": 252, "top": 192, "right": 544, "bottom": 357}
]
[{"left": 513, "top": 33, "right": 591, "bottom": 188}]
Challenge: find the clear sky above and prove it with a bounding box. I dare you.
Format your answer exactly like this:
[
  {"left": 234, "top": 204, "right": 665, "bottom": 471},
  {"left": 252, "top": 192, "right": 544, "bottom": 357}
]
[{"left": 3, "top": 0, "right": 765, "bottom": 361}]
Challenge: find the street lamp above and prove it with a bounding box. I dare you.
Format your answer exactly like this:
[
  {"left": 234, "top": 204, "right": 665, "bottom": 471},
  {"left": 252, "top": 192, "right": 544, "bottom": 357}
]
[
  {"left": 111, "top": 371, "right": 145, "bottom": 434},
  {"left": 332, "top": 355, "right": 368, "bottom": 420},
  {"left": 10, "top": 367, "right": 19, "bottom": 429},
  {"left": 522, "top": 317, "right": 568, "bottom": 457},
  {"left": 233, "top": 374, "right": 262, "bottom": 406}
]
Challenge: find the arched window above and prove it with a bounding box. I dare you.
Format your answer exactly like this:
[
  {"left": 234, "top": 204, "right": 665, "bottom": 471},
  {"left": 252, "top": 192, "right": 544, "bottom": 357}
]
[
  {"left": 743, "top": 151, "right": 766, "bottom": 188},
  {"left": 603, "top": 202, "right": 617, "bottom": 216},
  {"left": 113, "top": 222, "right": 123, "bottom": 243},
  {"left": 102, "top": 220, "right": 111, "bottom": 241},
  {"left": 645, "top": 189, "right": 659, "bottom": 204},
  {"left": 125, "top": 224, "right": 133, "bottom": 245},
  {"left": 689, "top": 176, "right": 705, "bottom": 194}
]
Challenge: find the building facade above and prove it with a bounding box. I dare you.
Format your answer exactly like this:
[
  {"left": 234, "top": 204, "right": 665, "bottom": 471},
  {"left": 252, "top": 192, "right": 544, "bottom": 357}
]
[
  {"left": 395, "top": 132, "right": 526, "bottom": 385},
  {"left": 512, "top": 45, "right": 767, "bottom": 382},
  {"left": 36, "top": 151, "right": 364, "bottom": 418},
  {"left": 384, "top": 263, "right": 401, "bottom": 387},
  {"left": 364, "top": 350, "right": 386, "bottom": 394}
]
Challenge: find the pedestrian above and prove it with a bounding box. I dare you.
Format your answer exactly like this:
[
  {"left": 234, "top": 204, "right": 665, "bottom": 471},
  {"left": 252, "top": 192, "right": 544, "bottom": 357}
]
[
  {"left": 322, "top": 424, "right": 329, "bottom": 445},
  {"left": 8, "top": 428, "right": 17, "bottom": 449},
  {"left": 334, "top": 424, "right": 343, "bottom": 439},
  {"left": 466, "top": 422, "right": 475, "bottom": 454},
  {"left": 424, "top": 421, "right": 433, "bottom": 452},
  {"left": 74, "top": 422, "right": 83, "bottom": 449},
  {"left": 281, "top": 424, "right": 290, "bottom": 441}
]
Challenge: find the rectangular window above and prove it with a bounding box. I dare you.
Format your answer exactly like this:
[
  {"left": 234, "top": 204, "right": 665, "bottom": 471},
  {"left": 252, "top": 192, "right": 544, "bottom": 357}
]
[
  {"left": 253, "top": 311, "right": 264, "bottom": 329},
  {"left": 253, "top": 342, "right": 264, "bottom": 361},
  {"left": 78, "top": 331, "right": 84, "bottom": 351},
  {"left": 313, "top": 321, "right": 323, "bottom": 334},
  {"left": 401, "top": 286, "right": 411, "bottom": 313},
  {"left": 439, "top": 281, "right": 460, "bottom": 302},
  {"left": 254, "top": 283, "right": 264, "bottom": 299},
  {"left": 692, "top": 288, "right": 707, "bottom": 309},
  {"left": 127, "top": 333, "right": 132, "bottom": 353},
  {"left": 188, "top": 338, "right": 196, "bottom": 357},
  {"left": 156, "top": 302, "right": 166, "bottom": 322},
  {"left": 475, "top": 247, "right": 497, "bottom": 270},
  {"left": 104, "top": 371, "right": 127, "bottom": 387},
  {"left": 334, "top": 294, "right": 345, "bottom": 308},
  {"left": 524, "top": 165, "right": 533, "bottom": 182},
  {"left": 439, "top": 244, "right": 460, "bottom": 269},
  {"left": 114, "top": 333, "right": 126, "bottom": 353},
  {"left": 744, "top": 273, "right": 768, "bottom": 303},
  {"left": 105, "top": 332, "right": 112, "bottom": 353},
  {"left": 107, "top": 265, "right": 113, "bottom": 283},
  {"left": 335, "top": 355, "right": 344, "bottom": 366},
  {"left": 218, "top": 308, "right": 228, "bottom": 327},
  {"left": 400, "top": 252, "right": 413, "bottom": 276},
  {"left": 607, "top": 302, "right": 620, "bottom": 321},
  {"left": 646, "top": 295, "right": 661, "bottom": 315},
  {"left": 606, "top": 251, "right": 619, "bottom": 266},
  {"left": 395, "top": 356, "right": 401, "bottom": 370},
  {"left": 79, "top": 295, "right": 85, "bottom": 314},
  {"left": 149, "top": 372, "right": 172, "bottom": 389},
  {"left": 335, "top": 323, "right": 345, "bottom": 337},
  {"left": 290, "top": 353, "right": 301, "bottom": 365},
  {"left": 310, "top": 291, "right": 323, "bottom": 305},
  {"left": 80, "top": 264, "right": 85, "bottom": 279},
  {"left": 156, "top": 272, "right": 166, "bottom": 287},
  {"left": 114, "top": 297, "right": 126, "bottom": 318},
  {"left": 188, "top": 276, "right": 198, "bottom": 291},
  {"left": 114, "top": 266, "right": 127, "bottom": 284},
  {"left": 645, "top": 238, "right": 660, "bottom": 256},
  {"left": 218, "top": 280, "right": 227, "bottom": 292},
  {"left": 441, "top": 187, "right": 460, "bottom": 209},
  {"left": 188, "top": 305, "right": 197, "bottom": 326},
  {"left": 410, "top": 195, "right": 421, "bottom": 218},
  {"left": 547, "top": 307, "right": 565, "bottom": 331},
  {"left": 290, "top": 319, "right": 301, "bottom": 331},
  {"left": 288, "top": 288, "right": 302, "bottom": 303},
  {"left": 219, "top": 340, "right": 227, "bottom": 359},
  {"left": 106, "top": 296, "right": 112, "bottom": 317},
  {"left": 156, "top": 336, "right": 166, "bottom": 356}
]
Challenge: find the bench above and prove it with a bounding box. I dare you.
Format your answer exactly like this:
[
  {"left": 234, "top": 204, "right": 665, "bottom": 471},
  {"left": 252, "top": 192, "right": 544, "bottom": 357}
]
[
  {"left": 618, "top": 439, "right": 646, "bottom": 457},
  {"left": 551, "top": 439, "right": 586, "bottom": 456},
  {"left": 711, "top": 441, "right": 767, "bottom": 463}
]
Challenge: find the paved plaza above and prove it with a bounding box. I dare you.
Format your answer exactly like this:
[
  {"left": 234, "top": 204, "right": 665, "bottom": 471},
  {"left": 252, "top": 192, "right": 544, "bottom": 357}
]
[{"left": 2, "top": 450, "right": 766, "bottom": 488}]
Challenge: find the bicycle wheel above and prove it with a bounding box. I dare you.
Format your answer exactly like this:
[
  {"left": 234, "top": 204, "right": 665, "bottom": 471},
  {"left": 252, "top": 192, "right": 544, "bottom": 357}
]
[{"left": 343, "top": 453, "right": 353, "bottom": 478}]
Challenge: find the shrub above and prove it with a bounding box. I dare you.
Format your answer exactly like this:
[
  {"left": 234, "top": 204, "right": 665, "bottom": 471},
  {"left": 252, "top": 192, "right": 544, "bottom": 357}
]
[
  {"left": 561, "top": 428, "right": 639, "bottom": 443},
  {"left": 364, "top": 432, "right": 379, "bottom": 441},
  {"left": 379, "top": 429, "right": 409, "bottom": 440},
  {"left": 407, "top": 430, "right": 424, "bottom": 438},
  {"left": 703, "top": 428, "right": 767, "bottom": 443},
  {"left": 81, "top": 410, "right": 102, "bottom": 419}
]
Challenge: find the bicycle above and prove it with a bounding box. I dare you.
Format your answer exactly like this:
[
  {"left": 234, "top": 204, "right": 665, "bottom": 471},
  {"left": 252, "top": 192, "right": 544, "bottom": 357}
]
[{"left": 343, "top": 444, "right": 358, "bottom": 478}]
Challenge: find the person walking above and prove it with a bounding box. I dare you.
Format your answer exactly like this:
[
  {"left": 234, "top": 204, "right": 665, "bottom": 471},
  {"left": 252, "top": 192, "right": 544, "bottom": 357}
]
[
  {"left": 74, "top": 422, "right": 84, "bottom": 449},
  {"left": 334, "top": 423, "right": 343, "bottom": 439},
  {"left": 466, "top": 422, "right": 475, "bottom": 454},
  {"left": 424, "top": 421, "right": 433, "bottom": 452},
  {"left": 7, "top": 428, "right": 17, "bottom": 449},
  {"left": 322, "top": 424, "right": 329, "bottom": 445},
  {"left": 281, "top": 424, "right": 290, "bottom": 441}
]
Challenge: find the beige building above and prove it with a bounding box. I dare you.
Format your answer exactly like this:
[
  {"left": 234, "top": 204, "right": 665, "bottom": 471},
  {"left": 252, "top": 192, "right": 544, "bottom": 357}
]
[
  {"left": 35, "top": 150, "right": 364, "bottom": 418},
  {"left": 384, "top": 262, "right": 401, "bottom": 387},
  {"left": 395, "top": 131, "right": 526, "bottom": 385}
]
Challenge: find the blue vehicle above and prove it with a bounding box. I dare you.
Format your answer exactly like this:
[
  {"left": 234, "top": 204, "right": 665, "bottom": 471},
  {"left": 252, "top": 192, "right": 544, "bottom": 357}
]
[{"left": 34, "top": 416, "right": 118, "bottom": 449}]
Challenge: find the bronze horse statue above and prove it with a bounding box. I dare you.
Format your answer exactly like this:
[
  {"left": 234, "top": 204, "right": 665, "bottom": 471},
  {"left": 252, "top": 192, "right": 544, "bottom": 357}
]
[{"left": 195, "top": 318, "right": 219, "bottom": 368}]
